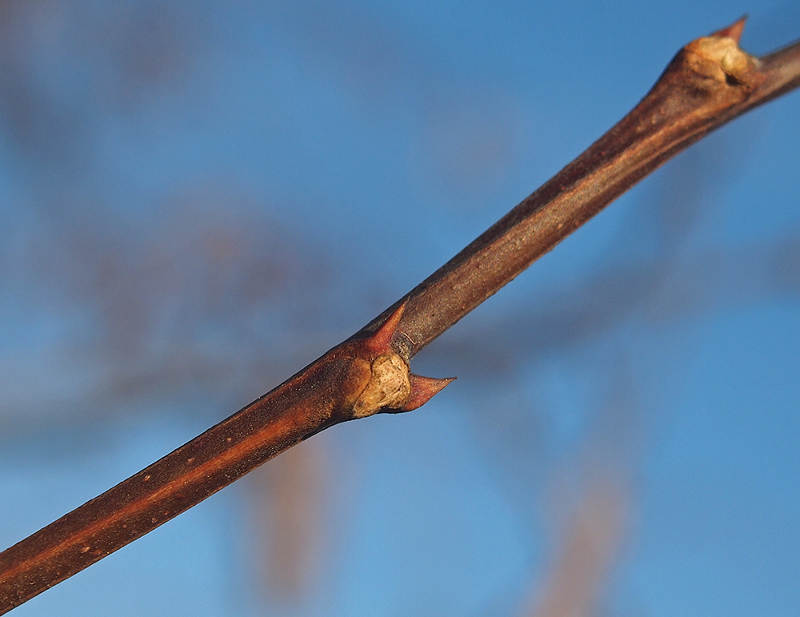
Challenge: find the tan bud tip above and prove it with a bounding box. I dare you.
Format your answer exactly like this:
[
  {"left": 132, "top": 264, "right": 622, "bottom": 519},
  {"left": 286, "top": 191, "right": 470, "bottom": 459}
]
[
  {"left": 364, "top": 300, "right": 407, "bottom": 354},
  {"left": 712, "top": 16, "right": 746, "bottom": 43},
  {"left": 399, "top": 374, "right": 456, "bottom": 411}
]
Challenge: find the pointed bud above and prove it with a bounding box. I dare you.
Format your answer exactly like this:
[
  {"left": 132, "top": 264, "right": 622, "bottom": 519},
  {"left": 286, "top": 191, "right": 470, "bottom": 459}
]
[
  {"left": 398, "top": 374, "right": 456, "bottom": 411},
  {"left": 712, "top": 16, "right": 746, "bottom": 43},
  {"left": 364, "top": 300, "right": 407, "bottom": 354}
]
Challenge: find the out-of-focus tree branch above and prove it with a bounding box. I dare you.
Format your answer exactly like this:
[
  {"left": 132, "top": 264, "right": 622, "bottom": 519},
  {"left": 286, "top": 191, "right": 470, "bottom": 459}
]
[{"left": 525, "top": 478, "right": 629, "bottom": 617}]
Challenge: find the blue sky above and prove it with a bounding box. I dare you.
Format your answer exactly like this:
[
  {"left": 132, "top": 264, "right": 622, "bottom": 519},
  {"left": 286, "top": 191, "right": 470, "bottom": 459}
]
[{"left": 1, "top": 2, "right": 799, "bottom": 616}]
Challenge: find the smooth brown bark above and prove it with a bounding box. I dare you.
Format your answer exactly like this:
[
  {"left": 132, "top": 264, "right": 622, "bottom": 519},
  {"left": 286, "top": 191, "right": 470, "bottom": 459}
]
[
  {"left": 359, "top": 19, "right": 800, "bottom": 359},
  {"left": 1, "top": 19, "right": 798, "bottom": 614}
]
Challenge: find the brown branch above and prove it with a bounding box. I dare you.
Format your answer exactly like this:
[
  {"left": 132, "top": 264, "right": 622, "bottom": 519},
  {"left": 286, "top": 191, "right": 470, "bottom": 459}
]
[
  {"left": 1, "top": 19, "right": 798, "bottom": 614},
  {"left": 359, "top": 18, "right": 800, "bottom": 359}
]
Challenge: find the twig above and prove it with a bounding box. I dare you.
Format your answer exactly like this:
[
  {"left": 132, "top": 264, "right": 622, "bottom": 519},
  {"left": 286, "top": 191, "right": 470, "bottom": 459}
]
[
  {"left": 358, "top": 19, "right": 800, "bottom": 359},
  {"left": 1, "top": 19, "right": 798, "bottom": 614}
]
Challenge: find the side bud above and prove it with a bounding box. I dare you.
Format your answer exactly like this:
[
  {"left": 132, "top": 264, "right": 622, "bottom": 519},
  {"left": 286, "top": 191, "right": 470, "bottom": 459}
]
[{"left": 347, "top": 300, "right": 454, "bottom": 419}]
